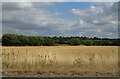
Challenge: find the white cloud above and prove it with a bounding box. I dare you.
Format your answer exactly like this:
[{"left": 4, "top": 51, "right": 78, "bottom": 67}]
[
  {"left": 2, "top": 2, "right": 118, "bottom": 38},
  {"left": 75, "top": 0, "right": 119, "bottom": 2},
  {"left": 2, "top": 2, "right": 76, "bottom": 36},
  {"left": 70, "top": 8, "right": 83, "bottom": 16},
  {"left": 71, "top": 8, "right": 76, "bottom": 11},
  {"left": 70, "top": 2, "right": 118, "bottom": 38},
  {"left": 90, "top": 6, "right": 95, "bottom": 9},
  {"left": 2, "top": 0, "right": 119, "bottom": 2}
]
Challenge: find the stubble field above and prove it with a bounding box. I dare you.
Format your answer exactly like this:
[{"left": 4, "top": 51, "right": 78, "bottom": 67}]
[{"left": 2, "top": 46, "right": 118, "bottom": 77}]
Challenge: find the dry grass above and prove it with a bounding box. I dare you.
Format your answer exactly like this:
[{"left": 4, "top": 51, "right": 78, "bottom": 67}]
[{"left": 2, "top": 46, "right": 118, "bottom": 77}]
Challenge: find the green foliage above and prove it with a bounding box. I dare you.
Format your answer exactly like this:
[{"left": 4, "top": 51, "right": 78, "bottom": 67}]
[
  {"left": 43, "top": 37, "right": 54, "bottom": 46},
  {"left": 2, "top": 34, "right": 19, "bottom": 46},
  {"left": 69, "top": 39, "right": 81, "bottom": 46},
  {"left": 84, "top": 40, "right": 93, "bottom": 46},
  {"left": 2, "top": 34, "right": 120, "bottom": 46}
]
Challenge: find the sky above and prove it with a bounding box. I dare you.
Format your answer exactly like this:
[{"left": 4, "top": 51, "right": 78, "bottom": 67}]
[
  {"left": 2, "top": 2, "right": 119, "bottom": 38},
  {"left": 2, "top": 0, "right": 120, "bottom": 2}
]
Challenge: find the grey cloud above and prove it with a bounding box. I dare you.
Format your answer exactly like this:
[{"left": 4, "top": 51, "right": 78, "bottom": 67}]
[
  {"left": 2, "top": 2, "right": 118, "bottom": 38},
  {"left": 2, "top": 2, "right": 74, "bottom": 36},
  {"left": 70, "top": 2, "right": 118, "bottom": 38}
]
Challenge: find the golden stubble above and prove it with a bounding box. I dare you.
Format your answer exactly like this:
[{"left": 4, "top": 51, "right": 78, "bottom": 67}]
[{"left": 2, "top": 46, "right": 118, "bottom": 76}]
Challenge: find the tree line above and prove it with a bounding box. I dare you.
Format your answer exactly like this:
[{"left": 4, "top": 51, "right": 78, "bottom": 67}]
[{"left": 2, "top": 34, "right": 120, "bottom": 46}]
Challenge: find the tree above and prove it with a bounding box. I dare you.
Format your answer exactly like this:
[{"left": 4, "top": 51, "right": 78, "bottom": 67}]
[
  {"left": 43, "top": 37, "right": 54, "bottom": 46},
  {"left": 2, "top": 34, "right": 120, "bottom": 46},
  {"left": 84, "top": 40, "right": 93, "bottom": 46},
  {"left": 2, "top": 34, "right": 18, "bottom": 46},
  {"left": 68, "top": 39, "right": 81, "bottom": 46}
]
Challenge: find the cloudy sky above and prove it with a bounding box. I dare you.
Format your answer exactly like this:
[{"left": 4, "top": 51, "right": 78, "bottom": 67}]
[{"left": 2, "top": 2, "right": 118, "bottom": 38}]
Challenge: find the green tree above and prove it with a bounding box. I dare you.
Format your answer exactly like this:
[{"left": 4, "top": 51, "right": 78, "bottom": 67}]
[
  {"left": 84, "top": 40, "right": 93, "bottom": 46},
  {"left": 69, "top": 39, "right": 81, "bottom": 46},
  {"left": 2, "top": 34, "right": 18, "bottom": 46},
  {"left": 43, "top": 37, "right": 54, "bottom": 46},
  {"left": 2, "top": 34, "right": 119, "bottom": 46}
]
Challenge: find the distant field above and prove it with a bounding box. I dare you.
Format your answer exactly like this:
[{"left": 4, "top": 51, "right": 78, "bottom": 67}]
[{"left": 2, "top": 46, "right": 118, "bottom": 77}]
